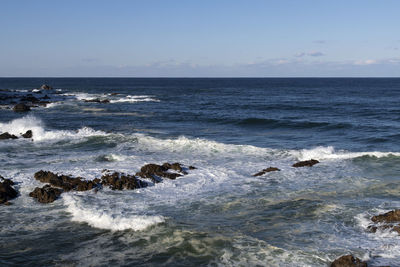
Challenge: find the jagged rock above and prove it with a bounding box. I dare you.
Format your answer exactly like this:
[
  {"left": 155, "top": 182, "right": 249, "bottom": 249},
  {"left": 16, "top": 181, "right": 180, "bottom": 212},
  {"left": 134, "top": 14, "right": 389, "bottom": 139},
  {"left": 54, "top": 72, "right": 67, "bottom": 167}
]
[
  {"left": 29, "top": 185, "right": 62, "bottom": 203},
  {"left": 253, "top": 167, "right": 280, "bottom": 176},
  {"left": 34, "top": 170, "right": 97, "bottom": 192},
  {"left": 330, "top": 255, "right": 367, "bottom": 267},
  {"left": 0, "top": 132, "right": 18, "bottom": 140},
  {"left": 292, "top": 159, "right": 319, "bottom": 168},
  {"left": 101, "top": 172, "right": 147, "bottom": 190},
  {"left": 135, "top": 162, "right": 193, "bottom": 181},
  {"left": 13, "top": 103, "right": 31, "bottom": 112},
  {"left": 84, "top": 98, "right": 110, "bottom": 104},
  {"left": 40, "top": 84, "right": 53, "bottom": 90},
  {"left": 0, "top": 176, "right": 18, "bottom": 204},
  {"left": 372, "top": 209, "right": 400, "bottom": 223},
  {"left": 22, "top": 130, "right": 32, "bottom": 138}
]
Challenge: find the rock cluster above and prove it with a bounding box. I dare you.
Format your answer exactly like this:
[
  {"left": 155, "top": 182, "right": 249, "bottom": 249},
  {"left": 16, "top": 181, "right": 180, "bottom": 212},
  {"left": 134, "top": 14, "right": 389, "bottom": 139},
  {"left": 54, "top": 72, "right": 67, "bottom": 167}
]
[
  {"left": 292, "top": 159, "right": 319, "bottom": 167},
  {"left": 29, "top": 163, "right": 195, "bottom": 203},
  {"left": 40, "top": 84, "right": 53, "bottom": 90},
  {"left": 0, "top": 130, "right": 33, "bottom": 140},
  {"left": 0, "top": 176, "right": 18, "bottom": 205},
  {"left": 13, "top": 103, "right": 31, "bottom": 112},
  {"left": 368, "top": 209, "right": 400, "bottom": 235}
]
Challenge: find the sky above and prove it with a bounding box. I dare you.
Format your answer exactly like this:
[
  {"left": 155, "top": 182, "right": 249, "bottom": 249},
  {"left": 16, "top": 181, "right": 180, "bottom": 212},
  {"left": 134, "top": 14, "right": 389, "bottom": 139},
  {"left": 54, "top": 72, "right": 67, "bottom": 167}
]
[{"left": 0, "top": 0, "right": 399, "bottom": 77}]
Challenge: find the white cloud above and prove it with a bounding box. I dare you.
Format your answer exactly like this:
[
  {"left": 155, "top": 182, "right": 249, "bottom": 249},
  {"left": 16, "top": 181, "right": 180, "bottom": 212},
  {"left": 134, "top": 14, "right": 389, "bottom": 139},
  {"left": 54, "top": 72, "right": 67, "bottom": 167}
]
[{"left": 295, "top": 51, "right": 325, "bottom": 57}]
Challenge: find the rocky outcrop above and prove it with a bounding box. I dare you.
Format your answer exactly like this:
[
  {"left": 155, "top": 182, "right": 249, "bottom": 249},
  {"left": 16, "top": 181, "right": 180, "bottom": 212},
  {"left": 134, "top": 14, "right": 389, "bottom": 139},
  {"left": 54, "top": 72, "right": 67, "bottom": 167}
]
[
  {"left": 84, "top": 98, "right": 110, "bottom": 104},
  {"left": 292, "top": 159, "right": 319, "bottom": 167},
  {"left": 0, "top": 132, "right": 18, "bottom": 140},
  {"left": 253, "top": 167, "right": 280, "bottom": 176},
  {"left": 22, "top": 130, "right": 33, "bottom": 138},
  {"left": 0, "top": 176, "right": 18, "bottom": 205},
  {"left": 330, "top": 255, "right": 367, "bottom": 267},
  {"left": 13, "top": 103, "right": 31, "bottom": 112},
  {"left": 367, "top": 209, "right": 400, "bottom": 235},
  {"left": 34, "top": 170, "right": 96, "bottom": 192},
  {"left": 136, "top": 162, "right": 194, "bottom": 182},
  {"left": 40, "top": 84, "right": 53, "bottom": 90},
  {"left": 29, "top": 185, "right": 62, "bottom": 203},
  {"left": 100, "top": 172, "right": 147, "bottom": 190}
]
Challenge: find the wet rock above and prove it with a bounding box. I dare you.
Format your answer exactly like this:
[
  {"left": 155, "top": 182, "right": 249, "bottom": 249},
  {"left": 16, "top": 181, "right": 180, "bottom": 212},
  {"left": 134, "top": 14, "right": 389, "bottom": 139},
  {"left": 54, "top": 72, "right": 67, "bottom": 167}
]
[
  {"left": 42, "top": 95, "right": 50, "bottom": 99},
  {"left": 136, "top": 162, "right": 192, "bottom": 182},
  {"left": 84, "top": 98, "right": 110, "bottom": 104},
  {"left": 330, "top": 255, "right": 367, "bottom": 267},
  {"left": 0, "top": 176, "right": 18, "bottom": 204},
  {"left": 292, "top": 159, "right": 319, "bottom": 168},
  {"left": 40, "top": 84, "right": 53, "bottom": 90},
  {"left": 20, "top": 95, "right": 40, "bottom": 103},
  {"left": 34, "top": 170, "right": 97, "bottom": 192},
  {"left": 109, "top": 92, "right": 119, "bottom": 96},
  {"left": 13, "top": 103, "right": 31, "bottom": 112},
  {"left": 0, "top": 132, "right": 18, "bottom": 140},
  {"left": 29, "top": 185, "right": 62, "bottom": 203},
  {"left": 371, "top": 209, "right": 400, "bottom": 223},
  {"left": 253, "top": 167, "right": 280, "bottom": 177},
  {"left": 22, "top": 130, "right": 33, "bottom": 138},
  {"left": 101, "top": 172, "right": 147, "bottom": 190}
]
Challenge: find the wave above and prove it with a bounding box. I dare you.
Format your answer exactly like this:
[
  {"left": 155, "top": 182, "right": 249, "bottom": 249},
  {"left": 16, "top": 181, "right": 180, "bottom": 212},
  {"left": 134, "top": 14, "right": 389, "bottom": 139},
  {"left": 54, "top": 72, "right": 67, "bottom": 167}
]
[
  {"left": 110, "top": 95, "right": 160, "bottom": 103},
  {"left": 63, "top": 194, "right": 165, "bottom": 231},
  {"left": 289, "top": 146, "right": 400, "bottom": 161},
  {"left": 61, "top": 92, "right": 160, "bottom": 103},
  {"left": 0, "top": 115, "right": 107, "bottom": 141}
]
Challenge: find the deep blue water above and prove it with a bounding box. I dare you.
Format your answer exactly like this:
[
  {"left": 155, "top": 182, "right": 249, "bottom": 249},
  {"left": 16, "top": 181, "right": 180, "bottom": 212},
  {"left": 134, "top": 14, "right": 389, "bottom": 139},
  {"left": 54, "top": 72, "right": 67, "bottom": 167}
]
[{"left": 0, "top": 78, "right": 400, "bottom": 266}]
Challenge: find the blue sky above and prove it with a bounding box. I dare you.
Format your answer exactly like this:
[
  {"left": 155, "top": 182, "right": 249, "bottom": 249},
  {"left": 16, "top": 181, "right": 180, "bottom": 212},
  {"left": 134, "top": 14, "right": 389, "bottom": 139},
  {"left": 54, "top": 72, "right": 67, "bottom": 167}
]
[{"left": 0, "top": 0, "right": 399, "bottom": 77}]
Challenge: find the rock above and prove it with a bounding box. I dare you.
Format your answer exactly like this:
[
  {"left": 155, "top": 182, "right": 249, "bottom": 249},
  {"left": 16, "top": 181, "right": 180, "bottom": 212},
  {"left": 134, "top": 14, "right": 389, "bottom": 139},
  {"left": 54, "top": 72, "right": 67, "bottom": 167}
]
[
  {"left": 292, "top": 159, "right": 319, "bottom": 168},
  {"left": 253, "top": 167, "right": 280, "bottom": 177},
  {"left": 136, "top": 163, "right": 192, "bottom": 182},
  {"left": 40, "top": 84, "right": 53, "bottom": 90},
  {"left": 20, "top": 95, "right": 40, "bottom": 103},
  {"left": 372, "top": 209, "right": 400, "bottom": 223},
  {"left": 0, "top": 176, "right": 18, "bottom": 204},
  {"left": 42, "top": 95, "right": 50, "bottom": 99},
  {"left": 84, "top": 98, "right": 110, "bottom": 104},
  {"left": 330, "top": 255, "right": 367, "bottom": 267},
  {"left": 0, "top": 132, "right": 18, "bottom": 140},
  {"left": 22, "top": 130, "right": 33, "bottom": 138},
  {"left": 34, "top": 170, "right": 98, "bottom": 192},
  {"left": 101, "top": 172, "right": 147, "bottom": 190},
  {"left": 109, "top": 93, "right": 119, "bottom": 96},
  {"left": 13, "top": 103, "right": 31, "bottom": 112},
  {"left": 29, "top": 185, "right": 62, "bottom": 203}
]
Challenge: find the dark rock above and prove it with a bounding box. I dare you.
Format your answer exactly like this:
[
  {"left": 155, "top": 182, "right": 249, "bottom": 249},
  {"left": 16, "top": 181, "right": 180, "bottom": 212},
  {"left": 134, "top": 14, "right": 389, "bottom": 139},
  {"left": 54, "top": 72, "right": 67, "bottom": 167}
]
[
  {"left": 20, "top": 95, "right": 40, "bottom": 103},
  {"left": 13, "top": 103, "right": 31, "bottom": 112},
  {"left": 22, "top": 130, "right": 33, "bottom": 138},
  {"left": 136, "top": 162, "right": 194, "bottom": 182},
  {"left": 330, "top": 255, "right": 367, "bottom": 267},
  {"left": 29, "top": 185, "right": 62, "bottom": 203},
  {"left": 372, "top": 209, "right": 400, "bottom": 223},
  {"left": 84, "top": 98, "right": 110, "bottom": 104},
  {"left": 40, "top": 84, "right": 53, "bottom": 90},
  {"left": 42, "top": 95, "right": 50, "bottom": 99},
  {"left": 253, "top": 167, "right": 280, "bottom": 177},
  {"left": 292, "top": 159, "right": 319, "bottom": 168},
  {"left": 188, "top": 166, "right": 197, "bottom": 170},
  {"left": 109, "top": 93, "right": 119, "bottom": 96},
  {"left": 34, "top": 170, "right": 98, "bottom": 192},
  {"left": 0, "top": 132, "right": 18, "bottom": 140},
  {"left": 101, "top": 172, "right": 147, "bottom": 190},
  {"left": 0, "top": 176, "right": 18, "bottom": 204}
]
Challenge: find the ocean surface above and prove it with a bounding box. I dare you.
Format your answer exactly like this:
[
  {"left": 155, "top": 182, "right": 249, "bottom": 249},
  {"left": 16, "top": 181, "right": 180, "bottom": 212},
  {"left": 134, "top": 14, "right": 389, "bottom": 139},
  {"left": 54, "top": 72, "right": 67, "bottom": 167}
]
[{"left": 1, "top": 78, "right": 400, "bottom": 266}]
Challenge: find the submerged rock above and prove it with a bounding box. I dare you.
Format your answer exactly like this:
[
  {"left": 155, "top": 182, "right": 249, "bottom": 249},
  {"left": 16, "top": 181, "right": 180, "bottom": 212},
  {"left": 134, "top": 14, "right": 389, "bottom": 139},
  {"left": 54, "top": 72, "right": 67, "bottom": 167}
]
[
  {"left": 253, "top": 167, "right": 280, "bottom": 177},
  {"left": 40, "top": 84, "right": 53, "bottom": 90},
  {"left": 22, "top": 130, "right": 33, "bottom": 138},
  {"left": 101, "top": 172, "right": 147, "bottom": 190},
  {"left": 84, "top": 98, "right": 110, "bottom": 104},
  {"left": 330, "top": 255, "right": 367, "bottom": 267},
  {"left": 29, "top": 185, "right": 62, "bottom": 203},
  {"left": 13, "top": 103, "right": 31, "bottom": 112},
  {"left": 0, "top": 176, "right": 18, "bottom": 205},
  {"left": 292, "top": 159, "right": 319, "bottom": 168},
  {"left": 0, "top": 132, "right": 18, "bottom": 140}
]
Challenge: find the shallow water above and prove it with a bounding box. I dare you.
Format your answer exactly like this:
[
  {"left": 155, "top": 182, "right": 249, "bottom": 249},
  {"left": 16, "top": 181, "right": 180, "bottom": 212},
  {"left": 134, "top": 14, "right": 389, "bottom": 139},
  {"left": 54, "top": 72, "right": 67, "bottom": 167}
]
[{"left": 1, "top": 78, "right": 400, "bottom": 266}]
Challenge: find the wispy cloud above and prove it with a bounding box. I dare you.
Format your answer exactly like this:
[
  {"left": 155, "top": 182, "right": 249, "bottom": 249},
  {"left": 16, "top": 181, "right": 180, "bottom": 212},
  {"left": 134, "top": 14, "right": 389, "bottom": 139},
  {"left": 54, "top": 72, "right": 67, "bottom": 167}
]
[{"left": 295, "top": 51, "right": 325, "bottom": 57}]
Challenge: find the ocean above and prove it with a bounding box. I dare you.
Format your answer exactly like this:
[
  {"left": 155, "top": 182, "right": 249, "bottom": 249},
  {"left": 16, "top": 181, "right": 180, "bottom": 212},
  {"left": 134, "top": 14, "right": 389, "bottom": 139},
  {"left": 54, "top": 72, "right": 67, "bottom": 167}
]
[{"left": 1, "top": 78, "right": 400, "bottom": 266}]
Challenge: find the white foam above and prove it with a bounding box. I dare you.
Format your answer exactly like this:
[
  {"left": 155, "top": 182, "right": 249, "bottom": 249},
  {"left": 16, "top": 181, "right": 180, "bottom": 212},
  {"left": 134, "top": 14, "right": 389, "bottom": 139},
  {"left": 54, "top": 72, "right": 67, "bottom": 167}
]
[
  {"left": 289, "top": 146, "right": 400, "bottom": 161},
  {"left": 0, "top": 115, "right": 107, "bottom": 141},
  {"left": 63, "top": 194, "right": 165, "bottom": 231},
  {"left": 110, "top": 95, "right": 160, "bottom": 103}
]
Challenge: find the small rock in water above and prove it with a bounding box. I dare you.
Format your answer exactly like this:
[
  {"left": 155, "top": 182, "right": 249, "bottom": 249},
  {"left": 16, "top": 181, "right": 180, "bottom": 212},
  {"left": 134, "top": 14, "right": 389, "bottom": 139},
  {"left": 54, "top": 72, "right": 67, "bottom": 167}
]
[
  {"left": 330, "top": 255, "right": 367, "bottom": 267},
  {"left": 136, "top": 162, "right": 193, "bottom": 182},
  {"left": 0, "top": 132, "right": 18, "bottom": 140},
  {"left": 253, "top": 167, "right": 280, "bottom": 177},
  {"left": 292, "top": 159, "right": 319, "bottom": 168},
  {"left": 40, "top": 84, "right": 53, "bottom": 90},
  {"left": 29, "top": 185, "right": 62, "bottom": 203},
  {"left": 371, "top": 209, "right": 400, "bottom": 223},
  {"left": 101, "top": 172, "right": 147, "bottom": 190},
  {"left": 0, "top": 176, "right": 18, "bottom": 205},
  {"left": 84, "top": 98, "right": 110, "bottom": 103},
  {"left": 22, "top": 130, "right": 33, "bottom": 138},
  {"left": 13, "top": 103, "right": 31, "bottom": 112}
]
